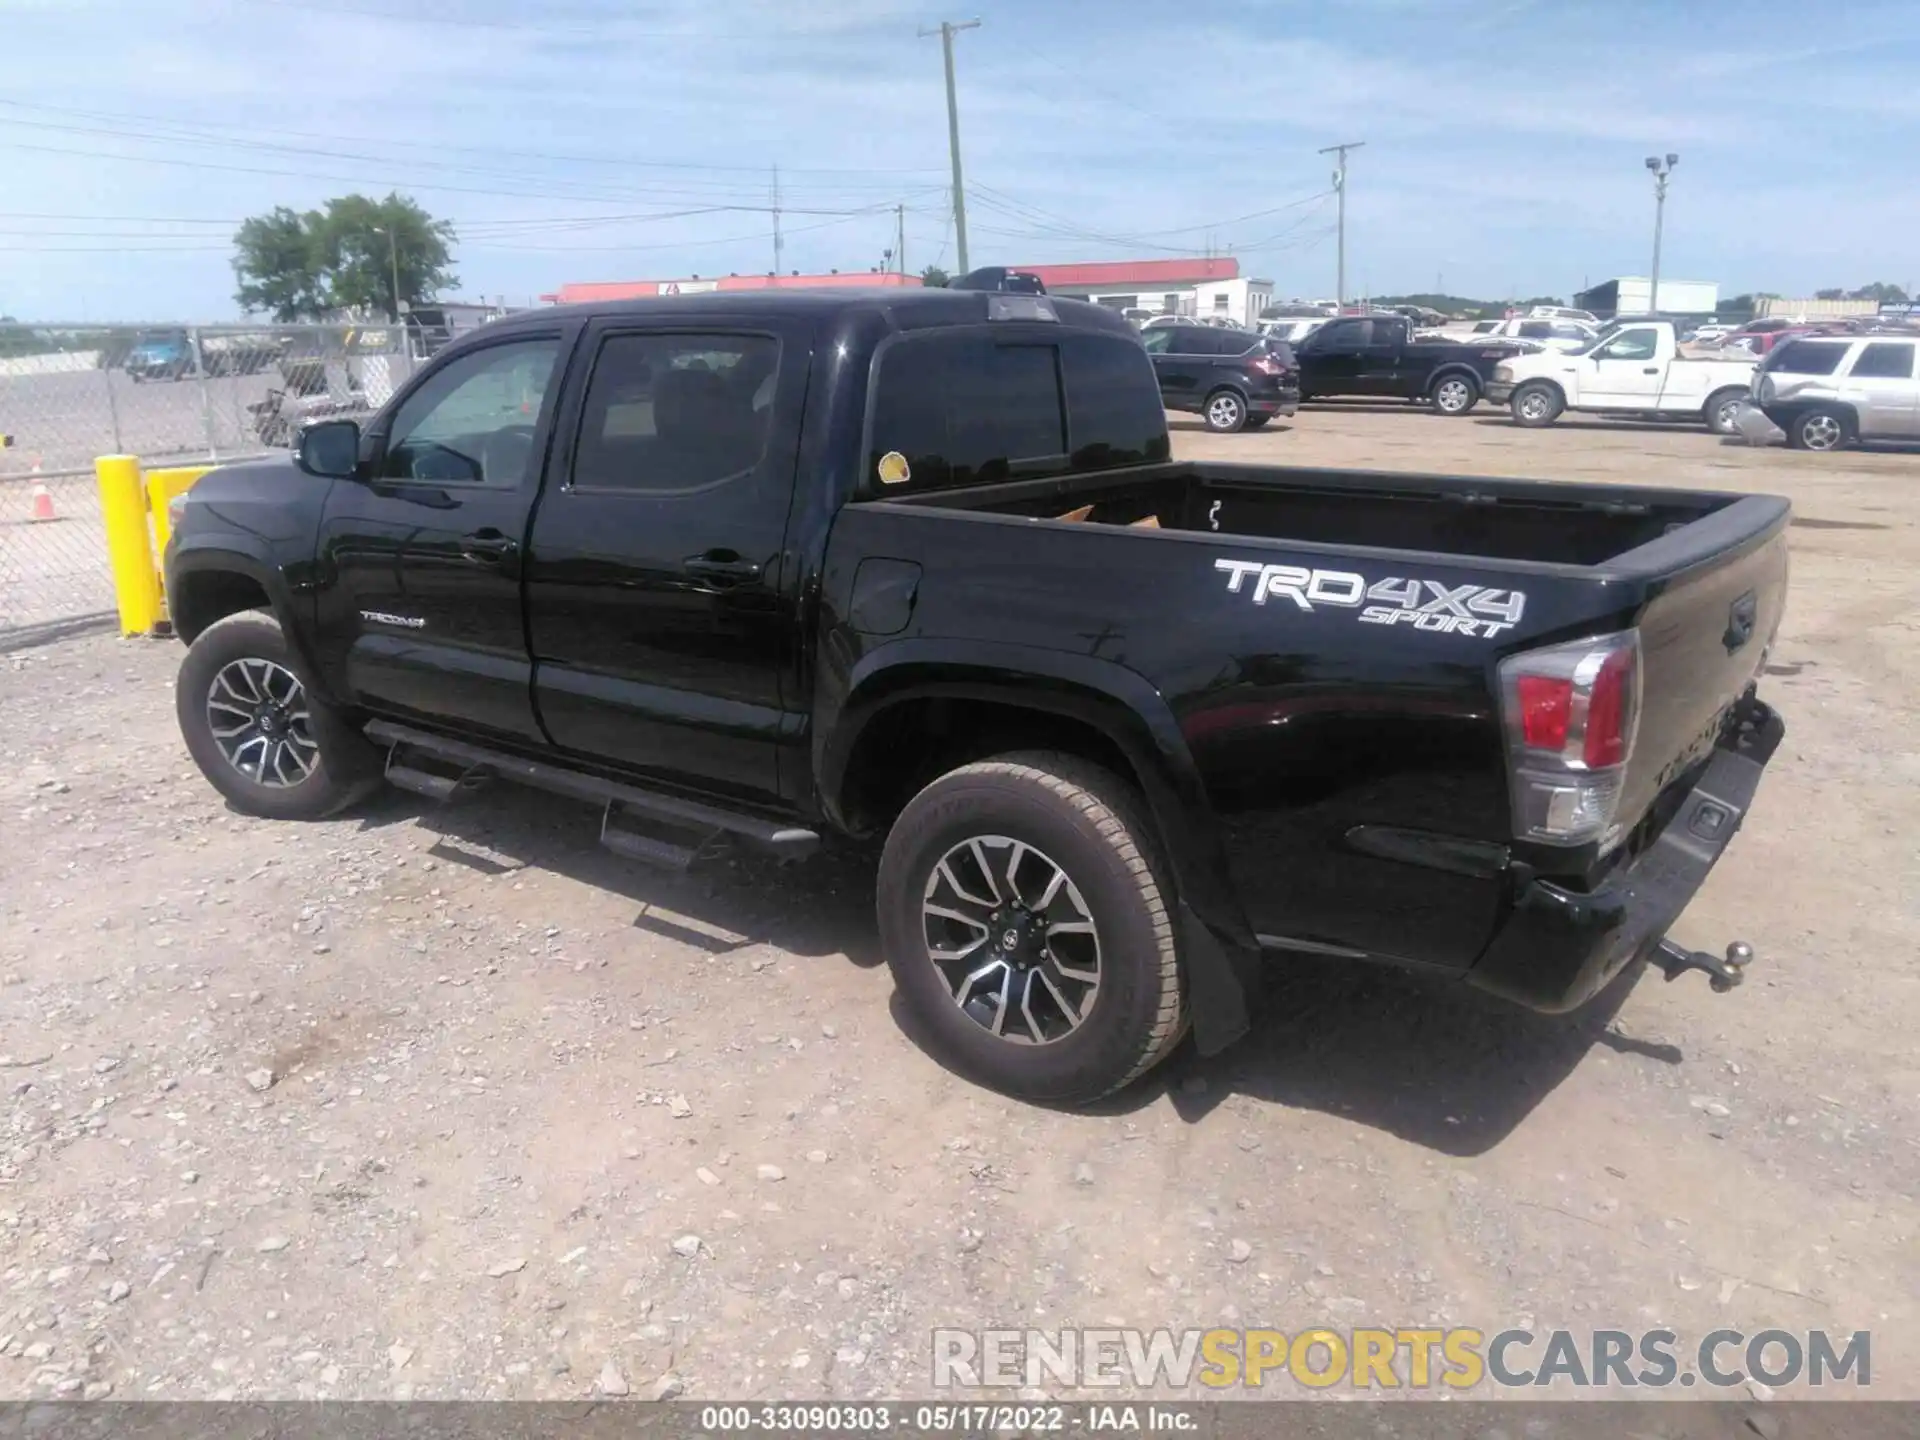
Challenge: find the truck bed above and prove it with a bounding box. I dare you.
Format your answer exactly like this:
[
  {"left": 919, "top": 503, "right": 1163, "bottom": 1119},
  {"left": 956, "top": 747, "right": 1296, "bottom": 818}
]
[
  {"left": 852, "top": 459, "right": 1790, "bottom": 893},
  {"left": 884, "top": 459, "right": 1766, "bottom": 570}
]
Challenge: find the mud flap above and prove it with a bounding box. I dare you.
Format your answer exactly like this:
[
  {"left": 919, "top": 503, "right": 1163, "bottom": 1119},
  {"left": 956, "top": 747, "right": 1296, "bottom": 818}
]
[{"left": 1179, "top": 900, "right": 1254, "bottom": 1056}]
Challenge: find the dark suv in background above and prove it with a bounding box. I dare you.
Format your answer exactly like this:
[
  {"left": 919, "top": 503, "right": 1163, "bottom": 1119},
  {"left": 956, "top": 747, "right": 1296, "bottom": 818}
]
[{"left": 1140, "top": 324, "right": 1299, "bottom": 432}]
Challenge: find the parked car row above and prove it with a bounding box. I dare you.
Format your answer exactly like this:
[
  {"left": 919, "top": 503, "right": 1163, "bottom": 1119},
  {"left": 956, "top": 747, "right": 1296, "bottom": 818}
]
[{"left": 1141, "top": 314, "right": 1522, "bottom": 430}]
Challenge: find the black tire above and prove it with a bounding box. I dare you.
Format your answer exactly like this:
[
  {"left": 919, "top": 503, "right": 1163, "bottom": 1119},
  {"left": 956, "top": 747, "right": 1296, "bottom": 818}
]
[
  {"left": 175, "top": 610, "right": 380, "bottom": 820},
  {"left": 1786, "top": 406, "right": 1850, "bottom": 452},
  {"left": 1510, "top": 380, "right": 1564, "bottom": 427},
  {"left": 1704, "top": 387, "right": 1747, "bottom": 436},
  {"left": 1202, "top": 388, "right": 1248, "bottom": 433},
  {"left": 876, "top": 752, "right": 1186, "bottom": 1105},
  {"left": 1430, "top": 372, "right": 1480, "bottom": 415},
  {"left": 1243, "top": 413, "right": 1273, "bottom": 430}
]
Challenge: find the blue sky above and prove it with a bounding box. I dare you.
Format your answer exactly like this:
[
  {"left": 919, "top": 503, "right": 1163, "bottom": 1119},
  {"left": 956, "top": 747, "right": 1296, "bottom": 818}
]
[{"left": 3, "top": 0, "right": 1918, "bottom": 320}]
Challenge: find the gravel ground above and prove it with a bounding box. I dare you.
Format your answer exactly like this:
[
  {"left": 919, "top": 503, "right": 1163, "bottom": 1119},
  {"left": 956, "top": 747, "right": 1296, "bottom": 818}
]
[{"left": 1, "top": 405, "right": 1916, "bottom": 1403}]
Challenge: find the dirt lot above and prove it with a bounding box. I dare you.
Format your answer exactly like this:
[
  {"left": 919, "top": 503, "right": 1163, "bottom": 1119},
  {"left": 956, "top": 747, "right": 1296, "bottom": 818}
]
[{"left": 2, "top": 404, "right": 1915, "bottom": 1404}]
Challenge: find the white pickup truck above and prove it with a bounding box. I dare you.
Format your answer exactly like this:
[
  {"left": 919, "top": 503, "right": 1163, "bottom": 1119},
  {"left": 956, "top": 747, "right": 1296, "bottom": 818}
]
[{"left": 1485, "top": 320, "right": 1756, "bottom": 434}]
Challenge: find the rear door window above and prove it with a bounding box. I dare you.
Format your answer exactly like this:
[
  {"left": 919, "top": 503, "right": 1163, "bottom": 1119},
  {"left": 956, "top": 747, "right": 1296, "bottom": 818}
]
[
  {"left": 1768, "top": 340, "right": 1850, "bottom": 376},
  {"left": 868, "top": 328, "right": 1167, "bottom": 491},
  {"left": 1847, "top": 342, "right": 1915, "bottom": 379},
  {"left": 868, "top": 334, "right": 1065, "bottom": 491}
]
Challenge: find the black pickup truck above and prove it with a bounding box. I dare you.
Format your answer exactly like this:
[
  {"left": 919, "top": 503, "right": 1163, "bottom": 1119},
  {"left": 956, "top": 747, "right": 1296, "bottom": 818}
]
[
  {"left": 1295, "top": 313, "right": 1520, "bottom": 414},
  {"left": 165, "top": 287, "right": 1789, "bottom": 1105}
]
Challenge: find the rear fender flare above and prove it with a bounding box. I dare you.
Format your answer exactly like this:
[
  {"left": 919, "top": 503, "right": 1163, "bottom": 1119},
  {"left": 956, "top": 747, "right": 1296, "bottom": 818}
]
[{"left": 823, "top": 639, "right": 1259, "bottom": 1051}]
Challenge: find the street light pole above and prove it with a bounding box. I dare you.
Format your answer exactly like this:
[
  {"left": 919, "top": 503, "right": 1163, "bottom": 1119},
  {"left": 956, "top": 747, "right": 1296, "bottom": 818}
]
[
  {"left": 1645, "top": 152, "right": 1678, "bottom": 315},
  {"left": 921, "top": 19, "right": 980, "bottom": 275}
]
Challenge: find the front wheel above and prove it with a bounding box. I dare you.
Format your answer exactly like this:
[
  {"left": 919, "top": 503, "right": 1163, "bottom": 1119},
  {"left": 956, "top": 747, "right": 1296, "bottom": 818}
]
[
  {"left": 876, "top": 752, "right": 1186, "bottom": 1105},
  {"left": 176, "top": 610, "right": 380, "bottom": 820},
  {"left": 1203, "top": 389, "right": 1248, "bottom": 432},
  {"left": 1430, "top": 374, "right": 1479, "bottom": 415},
  {"left": 1787, "top": 407, "right": 1850, "bottom": 452},
  {"left": 1510, "top": 380, "right": 1564, "bottom": 427}
]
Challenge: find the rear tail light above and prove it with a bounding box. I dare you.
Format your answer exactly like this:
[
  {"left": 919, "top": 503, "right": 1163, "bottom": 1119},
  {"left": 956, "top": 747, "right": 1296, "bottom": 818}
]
[
  {"left": 1497, "top": 631, "right": 1641, "bottom": 850},
  {"left": 1247, "top": 353, "right": 1282, "bottom": 375}
]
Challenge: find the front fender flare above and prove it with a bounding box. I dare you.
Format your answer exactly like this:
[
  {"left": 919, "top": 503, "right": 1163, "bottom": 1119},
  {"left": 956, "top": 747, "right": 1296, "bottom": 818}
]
[{"left": 167, "top": 541, "right": 329, "bottom": 699}]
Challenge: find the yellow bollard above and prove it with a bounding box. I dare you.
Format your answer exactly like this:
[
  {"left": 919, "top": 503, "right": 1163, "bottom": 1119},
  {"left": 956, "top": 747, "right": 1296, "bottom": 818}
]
[
  {"left": 95, "top": 454, "right": 163, "bottom": 636},
  {"left": 145, "top": 464, "right": 215, "bottom": 564}
]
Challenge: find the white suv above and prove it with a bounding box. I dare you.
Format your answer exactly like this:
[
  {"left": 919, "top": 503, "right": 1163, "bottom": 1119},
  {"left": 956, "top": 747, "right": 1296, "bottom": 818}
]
[{"left": 1742, "top": 334, "right": 1920, "bottom": 450}]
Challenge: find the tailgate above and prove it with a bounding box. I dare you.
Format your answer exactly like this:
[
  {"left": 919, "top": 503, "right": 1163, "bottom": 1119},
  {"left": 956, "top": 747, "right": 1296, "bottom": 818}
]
[{"left": 1615, "top": 497, "right": 1789, "bottom": 835}]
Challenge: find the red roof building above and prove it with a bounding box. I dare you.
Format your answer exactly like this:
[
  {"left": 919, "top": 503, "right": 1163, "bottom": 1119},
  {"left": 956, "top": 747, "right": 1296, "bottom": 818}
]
[{"left": 1007, "top": 257, "right": 1239, "bottom": 290}]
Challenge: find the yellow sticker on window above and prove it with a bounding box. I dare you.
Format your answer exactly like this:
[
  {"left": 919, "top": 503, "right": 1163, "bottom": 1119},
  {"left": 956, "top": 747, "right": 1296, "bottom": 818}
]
[{"left": 876, "top": 450, "right": 911, "bottom": 485}]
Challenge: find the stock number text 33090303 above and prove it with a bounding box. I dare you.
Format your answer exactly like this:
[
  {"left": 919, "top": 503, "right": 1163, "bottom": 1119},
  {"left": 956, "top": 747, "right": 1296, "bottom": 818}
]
[{"left": 700, "top": 1404, "right": 1074, "bottom": 1432}]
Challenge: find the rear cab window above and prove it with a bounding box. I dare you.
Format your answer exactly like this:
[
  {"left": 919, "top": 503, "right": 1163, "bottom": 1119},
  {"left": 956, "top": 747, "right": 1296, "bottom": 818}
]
[{"left": 867, "top": 327, "right": 1169, "bottom": 493}]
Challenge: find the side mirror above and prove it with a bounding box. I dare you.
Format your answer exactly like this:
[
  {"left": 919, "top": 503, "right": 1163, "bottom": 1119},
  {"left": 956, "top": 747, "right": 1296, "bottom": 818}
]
[{"left": 297, "top": 419, "right": 361, "bottom": 478}]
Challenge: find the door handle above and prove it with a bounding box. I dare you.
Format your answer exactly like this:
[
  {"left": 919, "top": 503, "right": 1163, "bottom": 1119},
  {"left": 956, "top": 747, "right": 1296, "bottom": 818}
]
[
  {"left": 1643, "top": 367, "right": 1660, "bottom": 374},
  {"left": 459, "top": 531, "right": 516, "bottom": 563},
  {"left": 684, "top": 554, "right": 763, "bottom": 583}
]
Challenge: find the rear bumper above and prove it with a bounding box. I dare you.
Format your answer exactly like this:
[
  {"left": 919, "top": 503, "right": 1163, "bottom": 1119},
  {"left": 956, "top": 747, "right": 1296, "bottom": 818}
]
[{"left": 1467, "top": 695, "right": 1784, "bottom": 1014}]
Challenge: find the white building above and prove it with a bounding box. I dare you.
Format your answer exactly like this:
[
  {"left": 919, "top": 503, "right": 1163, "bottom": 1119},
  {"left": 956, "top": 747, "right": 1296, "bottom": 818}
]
[
  {"left": 1010, "top": 259, "right": 1273, "bottom": 327},
  {"left": 1573, "top": 276, "right": 1719, "bottom": 317}
]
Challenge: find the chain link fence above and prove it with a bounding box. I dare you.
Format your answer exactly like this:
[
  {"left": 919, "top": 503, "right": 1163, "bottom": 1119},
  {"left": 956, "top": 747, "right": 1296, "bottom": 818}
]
[{"left": 1, "top": 322, "right": 424, "bottom": 641}]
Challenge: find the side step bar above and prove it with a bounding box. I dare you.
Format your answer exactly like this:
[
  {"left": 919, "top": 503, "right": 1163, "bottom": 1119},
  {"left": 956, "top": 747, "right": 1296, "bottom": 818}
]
[{"left": 365, "top": 719, "right": 820, "bottom": 867}]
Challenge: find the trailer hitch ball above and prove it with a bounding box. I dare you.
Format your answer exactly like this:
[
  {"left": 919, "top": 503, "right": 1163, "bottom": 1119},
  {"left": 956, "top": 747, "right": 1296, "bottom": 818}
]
[{"left": 1653, "top": 938, "right": 1755, "bottom": 992}]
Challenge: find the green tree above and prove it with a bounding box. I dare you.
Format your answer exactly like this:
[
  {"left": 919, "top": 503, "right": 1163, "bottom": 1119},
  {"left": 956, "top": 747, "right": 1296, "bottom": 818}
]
[
  {"left": 232, "top": 206, "right": 328, "bottom": 321},
  {"left": 1814, "top": 288, "right": 1846, "bottom": 301},
  {"left": 919, "top": 264, "right": 951, "bottom": 288},
  {"left": 233, "top": 193, "right": 457, "bottom": 321},
  {"left": 1847, "top": 281, "right": 1908, "bottom": 303}
]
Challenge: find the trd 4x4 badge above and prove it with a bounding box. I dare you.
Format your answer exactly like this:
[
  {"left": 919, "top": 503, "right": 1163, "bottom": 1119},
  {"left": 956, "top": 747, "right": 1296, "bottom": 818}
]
[{"left": 1214, "top": 558, "right": 1527, "bottom": 639}]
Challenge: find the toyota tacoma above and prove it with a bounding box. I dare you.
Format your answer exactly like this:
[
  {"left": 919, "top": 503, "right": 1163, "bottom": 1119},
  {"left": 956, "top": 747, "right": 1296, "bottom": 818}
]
[{"left": 165, "top": 287, "right": 1790, "bottom": 1104}]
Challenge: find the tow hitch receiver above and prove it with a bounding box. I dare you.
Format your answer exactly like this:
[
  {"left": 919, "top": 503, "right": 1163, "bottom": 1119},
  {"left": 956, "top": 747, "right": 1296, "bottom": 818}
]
[{"left": 1652, "top": 939, "right": 1754, "bottom": 993}]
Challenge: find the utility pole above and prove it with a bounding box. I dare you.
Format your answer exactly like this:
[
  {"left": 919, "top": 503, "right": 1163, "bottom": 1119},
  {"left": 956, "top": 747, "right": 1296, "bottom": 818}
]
[
  {"left": 1318, "top": 140, "right": 1364, "bottom": 308},
  {"left": 896, "top": 203, "right": 906, "bottom": 277},
  {"left": 373, "top": 225, "right": 402, "bottom": 321},
  {"left": 772, "top": 164, "right": 783, "bottom": 279},
  {"left": 921, "top": 19, "right": 980, "bottom": 274},
  {"left": 1645, "top": 152, "right": 1678, "bottom": 315}
]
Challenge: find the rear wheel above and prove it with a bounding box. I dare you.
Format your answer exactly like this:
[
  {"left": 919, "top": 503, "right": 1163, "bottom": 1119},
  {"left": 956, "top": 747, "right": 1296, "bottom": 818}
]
[
  {"left": 1704, "top": 387, "right": 1748, "bottom": 436},
  {"left": 1203, "top": 389, "right": 1248, "bottom": 433},
  {"left": 1510, "top": 380, "right": 1564, "bottom": 427},
  {"left": 1430, "top": 373, "right": 1479, "bottom": 415},
  {"left": 876, "top": 752, "right": 1186, "bottom": 1105},
  {"left": 176, "top": 610, "right": 380, "bottom": 821},
  {"left": 1787, "top": 407, "right": 1849, "bottom": 452}
]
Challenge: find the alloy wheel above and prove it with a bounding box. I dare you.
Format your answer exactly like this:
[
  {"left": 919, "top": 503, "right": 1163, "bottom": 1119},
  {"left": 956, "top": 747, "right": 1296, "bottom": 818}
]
[
  {"left": 206, "top": 658, "right": 319, "bottom": 789},
  {"left": 1435, "top": 378, "right": 1472, "bottom": 413},
  {"left": 1207, "top": 394, "right": 1243, "bottom": 429},
  {"left": 1800, "top": 414, "right": 1843, "bottom": 451},
  {"left": 921, "top": 835, "right": 1101, "bottom": 1045},
  {"left": 1518, "top": 390, "right": 1554, "bottom": 421}
]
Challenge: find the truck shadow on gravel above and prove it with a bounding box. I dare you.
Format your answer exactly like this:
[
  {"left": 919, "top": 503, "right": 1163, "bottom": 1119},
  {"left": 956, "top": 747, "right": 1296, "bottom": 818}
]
[
  {"left": 1131, "top": 956, "right": 1675, "bottom": 1157},
  {"left": 359, "top": 785, "right": 1678, "bottom": 1156},
  {"left": 355, "top": 784, "right": 886, "bottom": 967}
]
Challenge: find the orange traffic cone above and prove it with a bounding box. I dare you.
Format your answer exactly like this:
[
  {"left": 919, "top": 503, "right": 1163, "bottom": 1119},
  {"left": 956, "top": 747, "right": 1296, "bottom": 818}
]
[{"left": 30, "top": 481, "right": 57, "bottom": 522}]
